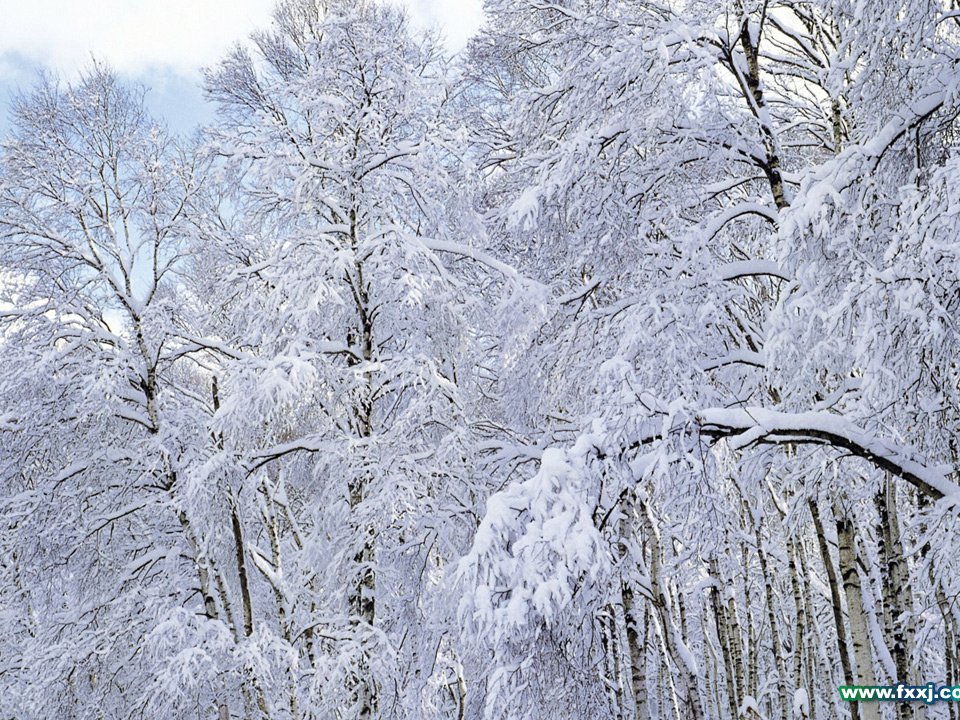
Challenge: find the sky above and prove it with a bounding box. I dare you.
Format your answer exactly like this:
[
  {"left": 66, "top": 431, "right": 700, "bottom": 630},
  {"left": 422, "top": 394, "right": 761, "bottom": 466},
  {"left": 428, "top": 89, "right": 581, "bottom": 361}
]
[{"left": 0, "top": 0, "right": 484, "bottom": 135}]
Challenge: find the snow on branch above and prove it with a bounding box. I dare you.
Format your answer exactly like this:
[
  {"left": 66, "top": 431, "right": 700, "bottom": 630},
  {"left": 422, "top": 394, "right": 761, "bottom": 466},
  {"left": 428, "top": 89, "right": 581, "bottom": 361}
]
[
  {"left": 701, "top": 202, "right": 779, "bottom": 243},
  {"left": 418, "top": 237, "right": 539, "bottom": 287},
  {"left": 628, "top": 407, "right": 959, "bottom": 501},
  {"left": 245, "top": 436, "right": 329, "bottom": 472},
  {"left": 458, "top": 424, "right": 610, "bottom": 640},
  {"left": 700, "top": 349, "right": 766, "bottom": 371},
  {"left": 786, "top": 78, "right": 957, "bottom": 229},
  {"left": 716, "top": 259, "right": 791, "bottom": 282}
]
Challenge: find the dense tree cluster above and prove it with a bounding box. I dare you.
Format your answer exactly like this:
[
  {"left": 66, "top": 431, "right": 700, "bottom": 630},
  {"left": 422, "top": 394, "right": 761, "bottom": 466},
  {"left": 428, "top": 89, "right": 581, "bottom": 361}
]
[{"left": 1, "top": 1, "right": 959, "bottom": 719}]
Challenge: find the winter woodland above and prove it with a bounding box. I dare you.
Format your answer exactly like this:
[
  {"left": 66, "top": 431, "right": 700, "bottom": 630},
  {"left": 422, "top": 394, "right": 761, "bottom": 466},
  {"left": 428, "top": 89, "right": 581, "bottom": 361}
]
[{"left": 1, "top": 0, "right": 959, "bottom": 719}]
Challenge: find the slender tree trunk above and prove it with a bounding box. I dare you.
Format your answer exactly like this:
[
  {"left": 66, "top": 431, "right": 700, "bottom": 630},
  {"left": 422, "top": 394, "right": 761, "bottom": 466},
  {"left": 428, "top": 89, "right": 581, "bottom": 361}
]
[
  {"left": 601, "top": 606, "right": 626, "bottom": 719},
  {"left": 627, "top": 599, "right": 649, "bottom": 720},
  {"left": 787, "top": 539, "right": 806, "bottom": 686},
  {"left": 639, "top": 501, "right": 703, "bottom": 720},
  {"left": 211, "top": 379, "right": 271, "bottom": 719},
  {"left": 746, "top": 621, "right": 759, "bottom": 707},
  {"left": 835, "top": 503, "right": 880, "bottom": 720},
  {"left": 654, "top": 619, "right": 683, "bottom": 720},
  {"left": 213, "top": 377, "right": 256, "bottom": 644},
  {"left": 728, "top": 586, "right": 745, "bottom": 710},
  {"left": 751, "top": 515, "right": 789, "bottom": 720},
  {"left": 709, "top": 559, "right": 739, "bottom": 720},
  {"left": 621, "top": 579, "right": 646, "bottom": 719},
  {"left": 702, "top": 626, "right": 719, "bottom": 720},
  {"left": 918, "top": 485, "right": 960, "bottom": 720},
  {"left": 797, "top": 542, "right": 817, "bottom": 720},
  {"left": 809, "top": 499, "right": 859, "bottom": 720},
  {"left": 260, "top": 480, "right": 301, "bottom": 720},
  {"left": 619, "top": 491, "right": 648, "bottom": 720},
  {"left": 946, "top": 619, "right": 958, "bottom": 720},
  {"left": 876, "top": 474, "right": 915, "bottom": 720},
  {"left": 730, "top": 8, "right": 790, "bottom": 211},
  {"left": 345, "top": 206, "right": 377, "bottom": 720}
]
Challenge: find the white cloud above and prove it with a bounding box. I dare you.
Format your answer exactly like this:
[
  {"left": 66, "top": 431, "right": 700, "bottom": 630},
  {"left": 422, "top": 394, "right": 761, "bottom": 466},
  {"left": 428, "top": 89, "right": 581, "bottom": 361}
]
[
  {"left": 0, "top": 0, "right": 275, "bottom": 79},
  {"left": 0, "top": 0, "right": 484, "bottom": 133},
  {"left": 0, "top": 0, "right": 483, "bottom": 82}
]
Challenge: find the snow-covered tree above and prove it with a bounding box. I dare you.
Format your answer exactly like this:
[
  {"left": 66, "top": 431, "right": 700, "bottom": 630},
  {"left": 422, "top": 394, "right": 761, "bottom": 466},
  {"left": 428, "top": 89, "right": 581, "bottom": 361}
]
[
  {"left": 192, "top": 1, "right": 520, "bottom": 717},
  {"left": 0, "top": 65, "right": 226, "bottom": 717},
  {"left": 3, "top": 1, "right": 960, "bottom": 719}
]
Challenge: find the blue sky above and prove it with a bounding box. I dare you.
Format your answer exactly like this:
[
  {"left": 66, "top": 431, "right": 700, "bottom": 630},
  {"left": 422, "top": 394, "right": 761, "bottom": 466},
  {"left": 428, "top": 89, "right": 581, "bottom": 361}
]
[{"left": 0, "top": 0, "right": 484, "bottom": 135}]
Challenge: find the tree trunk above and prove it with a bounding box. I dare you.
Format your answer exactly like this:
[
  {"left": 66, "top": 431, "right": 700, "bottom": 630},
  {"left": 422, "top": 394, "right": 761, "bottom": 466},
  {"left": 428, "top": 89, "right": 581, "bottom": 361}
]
[
  {"left": 787, "top": 539, "right": 806, "bottom": 686},
  {"left": 797, "top": 542, "right": 818, "bottom": 720},
  {"left": 600, "top": 606, "right": 626, "bottom": 719},
  {"left": 835, "top": 502, "right": 880, "bottom": 720},
  {"left": 751, "top": 515, "right": 789, "bottom": 720},
  {"left": 639, "top": 500, "right": 703, "bottom": 720},
  {"left": 346, "top": 207, "right": 377, "bottom": 720},
  {"left": 709, "top": 559, "right": 739, "bottom": 720},
  {"left": 876, "top": 474, "right": 915, "bottom": 720},
  {"left": 620, "top": 490, "right": 648, "bottom": 719},
  {"left": 808, "top": 499, "right": 858, "bottom": 720}
]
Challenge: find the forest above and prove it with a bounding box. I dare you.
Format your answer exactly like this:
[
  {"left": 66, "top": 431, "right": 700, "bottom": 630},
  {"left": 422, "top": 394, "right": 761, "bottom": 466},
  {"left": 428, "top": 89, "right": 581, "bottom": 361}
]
[{"left": 1, "top": 0, "right": 959, "bottom": 718}]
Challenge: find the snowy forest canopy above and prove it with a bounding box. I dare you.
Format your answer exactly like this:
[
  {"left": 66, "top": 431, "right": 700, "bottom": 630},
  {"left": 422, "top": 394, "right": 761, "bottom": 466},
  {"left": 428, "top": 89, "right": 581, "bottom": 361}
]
[{"left": 1, "top": 1, "right": 959, "bottom": 719}]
